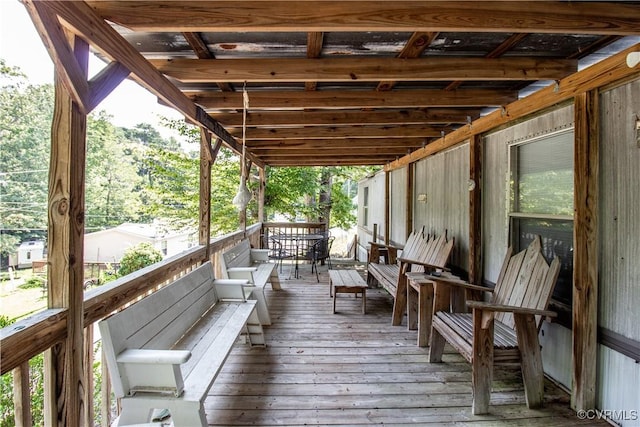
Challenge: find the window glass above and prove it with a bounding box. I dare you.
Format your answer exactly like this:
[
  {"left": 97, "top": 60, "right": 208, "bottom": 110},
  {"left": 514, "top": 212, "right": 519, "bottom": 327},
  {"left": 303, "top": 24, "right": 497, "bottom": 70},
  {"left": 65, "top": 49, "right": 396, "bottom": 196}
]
[{"left": 509, "top": 130, "right": 574, "bottom": 307}]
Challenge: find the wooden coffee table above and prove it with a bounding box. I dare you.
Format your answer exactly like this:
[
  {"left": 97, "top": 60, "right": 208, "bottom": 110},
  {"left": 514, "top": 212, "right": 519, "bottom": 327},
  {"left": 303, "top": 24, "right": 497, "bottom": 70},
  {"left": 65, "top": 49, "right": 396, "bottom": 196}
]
[{"left": 328, "top": 270, "right": 368, "bottom": 314}]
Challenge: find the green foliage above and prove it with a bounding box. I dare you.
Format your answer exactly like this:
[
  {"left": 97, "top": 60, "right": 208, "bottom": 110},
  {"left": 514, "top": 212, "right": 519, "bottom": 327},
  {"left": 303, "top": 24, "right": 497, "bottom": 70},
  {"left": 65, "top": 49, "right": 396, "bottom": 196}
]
[
  {"left": 0, "top": 66, "right": 53, "bottom": 243},
  {"left": 19, "top": 275, "right": 45, "bottom": 289},
  {"left": 85, "top": 111, "right": 143, "bottom": 229},
  {"left": 0, "top": 316, "right": 45, "bottom": 427},
  {"left": 118, "top": 242, "right": 163, "bottom": 276}
]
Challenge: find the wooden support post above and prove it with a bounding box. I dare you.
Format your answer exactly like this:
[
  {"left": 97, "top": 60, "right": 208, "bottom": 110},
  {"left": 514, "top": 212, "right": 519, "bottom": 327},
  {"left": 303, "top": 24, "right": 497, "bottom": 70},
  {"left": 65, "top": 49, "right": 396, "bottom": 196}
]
[
  {"left": 384, "top": 170, "right": 390, "bottom": 244},
  {"left": 372, "top": 223, "right": 378, "bottom": 243},
  {"left": 406, "top": 163, "right": 414, "bottom": 238},
  {"left": 45, "top": 34, "right": 88, "bottom": 427},
  {"left": 199, "top": 129, "right": 213, "bottom": 261},
  {"left": 572, "top": 90, "right": 599, "bottom": 411},
  {"left": 469, "top": 134, "right": 482, "bottom": 285},
  {"left": 258, "top": 166, "right": 266, "bottom": 223}
]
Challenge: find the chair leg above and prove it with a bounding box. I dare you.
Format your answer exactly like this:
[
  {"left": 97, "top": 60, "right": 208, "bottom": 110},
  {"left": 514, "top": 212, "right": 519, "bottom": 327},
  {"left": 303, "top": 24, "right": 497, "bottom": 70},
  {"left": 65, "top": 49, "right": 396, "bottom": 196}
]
[
  {"left": 472, "top": 309, "right": 494, "bottom": 415},
  {"left": 514, "top": 313, "right": 545, "bottom": 409},
  {"left": 428, "top": 325, "right": 446, "bottom": 362}
]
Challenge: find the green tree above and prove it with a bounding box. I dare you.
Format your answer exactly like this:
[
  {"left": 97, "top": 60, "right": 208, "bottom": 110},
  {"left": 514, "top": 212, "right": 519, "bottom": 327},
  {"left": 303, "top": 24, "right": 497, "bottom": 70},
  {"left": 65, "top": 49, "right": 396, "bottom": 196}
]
[
  {"left": 0, "top": 60, "right": 53, "bottom": 244},
  {"left": 117, "top": 242, "right": 163, "bottom": 276},
  {"left": 85, "top": 111, "right": 143, "bottom": 229}
]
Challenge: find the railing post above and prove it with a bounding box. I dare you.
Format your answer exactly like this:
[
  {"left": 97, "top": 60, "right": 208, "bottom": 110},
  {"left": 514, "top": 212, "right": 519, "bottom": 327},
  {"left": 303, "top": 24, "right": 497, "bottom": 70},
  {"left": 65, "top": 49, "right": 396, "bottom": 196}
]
[{"left": 13, "top": 362, "right": 32, "bottom": 427}]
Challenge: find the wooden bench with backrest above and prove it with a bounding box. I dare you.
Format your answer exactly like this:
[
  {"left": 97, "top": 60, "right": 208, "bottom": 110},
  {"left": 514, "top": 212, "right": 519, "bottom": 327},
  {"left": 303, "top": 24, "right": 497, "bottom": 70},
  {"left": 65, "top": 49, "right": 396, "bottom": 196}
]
[
  {"left": 98, "top": 261, "right": 264, "bottom": 426},
  {"left": 367, "top": 228, "right": 454, "bottom": 325},
  {"left": 220, "top": 239, "right": 282, "bottom": 325},
  {"left": 426, "top": 235, "right": 560, "bottom": 414}
]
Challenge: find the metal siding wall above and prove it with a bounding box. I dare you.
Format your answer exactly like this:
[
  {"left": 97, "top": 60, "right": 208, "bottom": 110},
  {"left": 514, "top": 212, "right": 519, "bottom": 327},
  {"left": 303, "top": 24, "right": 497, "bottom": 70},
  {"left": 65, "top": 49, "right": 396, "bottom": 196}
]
[
  {"left": 357, "top": 172, "right": 386, "bottom": 256},
  {"left": 482, "top": 104, "right": 574, "bottom": 282},
  {"left": 413, "top": 144, "right": 469, "bottom": 272},
  {"left": 599, "top": 80, "right": 640, "bottom": 341},
  {"left": 390, "top": 167, "right": 407, "bottom": 245},
  {"left": 369, "top": 172, "right": 386, "bottom": 239},
  {"left": 597, "top": 80, "right": 640, "bottom": 425},
  {"left": 481, "top": 104, "right": 575, "bottom": 388}
]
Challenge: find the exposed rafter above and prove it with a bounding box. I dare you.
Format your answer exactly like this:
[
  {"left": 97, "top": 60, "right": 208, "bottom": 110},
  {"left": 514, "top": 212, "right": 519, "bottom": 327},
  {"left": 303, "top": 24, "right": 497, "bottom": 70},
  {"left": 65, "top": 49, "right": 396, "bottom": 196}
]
[
  {"left": 150, "top": 57, "right": 577, "bottom": 83},
  {"left": 87, "top": 1, "right": 640, "bottom": 35},
  {"left": 377, "top": 32, "right": 439, "bottom": 91},
  {"left": 229, "top": 125, "right": 449, "bottom": 140},
  {"left": 212, "top": 109, "right": 479, "bottom": 127},
  {"left": 191, "top": 89, "right": 518, "bottom": 110}
]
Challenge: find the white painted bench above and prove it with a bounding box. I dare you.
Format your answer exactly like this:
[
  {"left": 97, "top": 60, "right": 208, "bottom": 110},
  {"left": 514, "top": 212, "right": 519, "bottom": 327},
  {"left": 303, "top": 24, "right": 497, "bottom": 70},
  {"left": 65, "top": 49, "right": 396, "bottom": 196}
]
[
  {"left": 99, "top": 261, "right": 264, "bottom": 426},
  {"left": 221, "top": 239, "right": 281, "bottom": 325}
]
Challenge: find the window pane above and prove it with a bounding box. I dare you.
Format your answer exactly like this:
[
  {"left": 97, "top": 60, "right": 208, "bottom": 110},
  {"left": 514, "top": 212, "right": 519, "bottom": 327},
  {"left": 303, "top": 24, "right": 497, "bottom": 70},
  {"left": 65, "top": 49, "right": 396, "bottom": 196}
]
[
  {"left": 515, "top": 132, "right": 574, "bottom": 216},
  {"left": 511, "top": 217, "right": 573, "bottom": 306}
]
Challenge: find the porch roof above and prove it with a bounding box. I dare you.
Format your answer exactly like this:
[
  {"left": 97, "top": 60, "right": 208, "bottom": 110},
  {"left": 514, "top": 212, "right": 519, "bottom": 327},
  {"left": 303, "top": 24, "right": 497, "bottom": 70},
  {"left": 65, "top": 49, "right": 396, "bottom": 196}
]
[{"left": 23, "top": 1, "right": 640, "bottom": 167}]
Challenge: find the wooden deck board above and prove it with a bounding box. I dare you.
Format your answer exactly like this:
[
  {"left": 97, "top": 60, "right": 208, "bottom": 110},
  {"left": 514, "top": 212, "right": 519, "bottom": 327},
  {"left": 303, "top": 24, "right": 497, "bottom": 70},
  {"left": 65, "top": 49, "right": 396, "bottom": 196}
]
[{"left": 202, "top": 265, "right": 605, "bottom": 426}]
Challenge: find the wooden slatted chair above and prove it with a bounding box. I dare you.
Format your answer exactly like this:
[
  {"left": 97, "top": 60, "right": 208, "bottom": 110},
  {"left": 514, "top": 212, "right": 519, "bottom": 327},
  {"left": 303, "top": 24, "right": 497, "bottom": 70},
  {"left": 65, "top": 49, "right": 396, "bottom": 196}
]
[{"left": 427, "top": 235, "right": 560, "bottom": 414}]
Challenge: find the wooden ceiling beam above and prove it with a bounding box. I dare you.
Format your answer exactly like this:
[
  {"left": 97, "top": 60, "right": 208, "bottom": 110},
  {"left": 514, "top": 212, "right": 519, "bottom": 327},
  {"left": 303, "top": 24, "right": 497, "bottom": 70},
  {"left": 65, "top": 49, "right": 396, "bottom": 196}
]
[
  {"left": 213, "top": 109, "right": 478, "bottom": 127},
  {"left": 246, "top": 138, "right": 426, "bottom": 149},
  {"left": 230, "top": 125, "right": 449, "bottom": 140},
  {"left": 251, "top": 148, "right": 417, "bottom": 157},
  {"left": 150, "top": 57, "right": 577, "bottom": 83},
  {"left": 259, "top": 156, "right": 395, "bottom": 166},
  {"left": 192, "top": 88, "right": 518, "bottom": 110},
  {"left": 87, "top": 1, "right": 640, "bottom": 35}
]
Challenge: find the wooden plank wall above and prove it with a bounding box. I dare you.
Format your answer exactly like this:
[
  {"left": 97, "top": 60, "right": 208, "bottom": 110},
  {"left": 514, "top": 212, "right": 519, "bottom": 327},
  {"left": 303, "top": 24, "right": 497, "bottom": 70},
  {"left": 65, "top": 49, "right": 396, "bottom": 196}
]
[
  {"left": 413, "top": 144, "right": 469, "bottom": 272},
  {"left": 389, "top": 167, "right": 407, "bottom": 246},
  {"left": 597, "top": 78, "right": 640, "bottom": 421}
]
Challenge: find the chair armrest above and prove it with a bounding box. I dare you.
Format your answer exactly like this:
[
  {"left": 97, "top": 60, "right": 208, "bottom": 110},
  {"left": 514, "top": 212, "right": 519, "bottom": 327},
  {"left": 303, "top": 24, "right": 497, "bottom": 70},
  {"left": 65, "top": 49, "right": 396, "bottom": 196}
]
[
  {"left": 407, "top": 272, "right": 493, "bottom": 293},
  {"left": 398, "top": 257, "right": 451, "bottom": 272},
  {"left": 466, "top": 301, "right": 557, "bottom": 318},
  {"left": 370, "top": 241, "right": 403, "bottom": 251},
  {"left": 117, "top": 349, "right": 191, "bottom": 365},
  {"left": 250, "top": 249, "right": 270, "bottom": 262}
]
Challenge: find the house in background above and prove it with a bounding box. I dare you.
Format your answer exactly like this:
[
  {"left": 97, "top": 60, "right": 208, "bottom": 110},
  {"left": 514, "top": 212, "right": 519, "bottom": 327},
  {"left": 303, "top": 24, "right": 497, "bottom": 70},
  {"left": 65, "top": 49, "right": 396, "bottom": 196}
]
[
  {"left": 83, "top": 223, "right": 197, "bottom": 264},
  {"left": 16, "top": 240, "right": 45, "bottom": 269}
]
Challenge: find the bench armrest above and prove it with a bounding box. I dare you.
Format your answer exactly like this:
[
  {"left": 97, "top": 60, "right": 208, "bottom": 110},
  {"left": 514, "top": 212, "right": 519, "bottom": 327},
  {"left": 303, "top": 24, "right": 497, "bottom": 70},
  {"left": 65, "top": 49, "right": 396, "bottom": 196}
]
[
  {"left": 466, "top": 301, "right": 557, "bottom": 318},
  {"left": 213, "top": 278, "right": 254, "bottom": 301},
  {"left": 117, "top": 349, "right": 191, "bottom": 364},
  {"left": 227, "top": 267, "right": 257, "bottom": 282},
  {"left": 227, "top": 267, "right": 258, "bottom": 272},
  {"left": 250, "top": 249, "right": 270, "bottom": 262},
  {"left": 116, "top": 349, "right": 190, "bottom": 397}
]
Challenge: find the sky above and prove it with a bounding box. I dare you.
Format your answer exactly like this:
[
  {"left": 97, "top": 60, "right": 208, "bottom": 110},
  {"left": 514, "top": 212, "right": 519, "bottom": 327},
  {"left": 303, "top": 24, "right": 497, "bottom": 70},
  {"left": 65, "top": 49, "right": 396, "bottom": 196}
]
[{"left": 0, "top": 0, "right": 183, "bottom": 139}]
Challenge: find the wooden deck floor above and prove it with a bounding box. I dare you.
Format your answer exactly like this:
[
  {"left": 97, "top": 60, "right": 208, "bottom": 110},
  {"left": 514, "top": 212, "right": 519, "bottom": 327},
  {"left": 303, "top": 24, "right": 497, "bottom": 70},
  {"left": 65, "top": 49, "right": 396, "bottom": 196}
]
[{"left": 205, "top": 262, "right": 606, "bottom": 426}]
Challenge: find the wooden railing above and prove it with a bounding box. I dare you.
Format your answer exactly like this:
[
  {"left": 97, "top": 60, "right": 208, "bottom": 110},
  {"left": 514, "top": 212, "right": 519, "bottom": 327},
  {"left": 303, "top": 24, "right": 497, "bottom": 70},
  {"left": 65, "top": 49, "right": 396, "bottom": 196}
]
[{"left": 0, "top": 223, "right": 262, "bottom": 426}]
